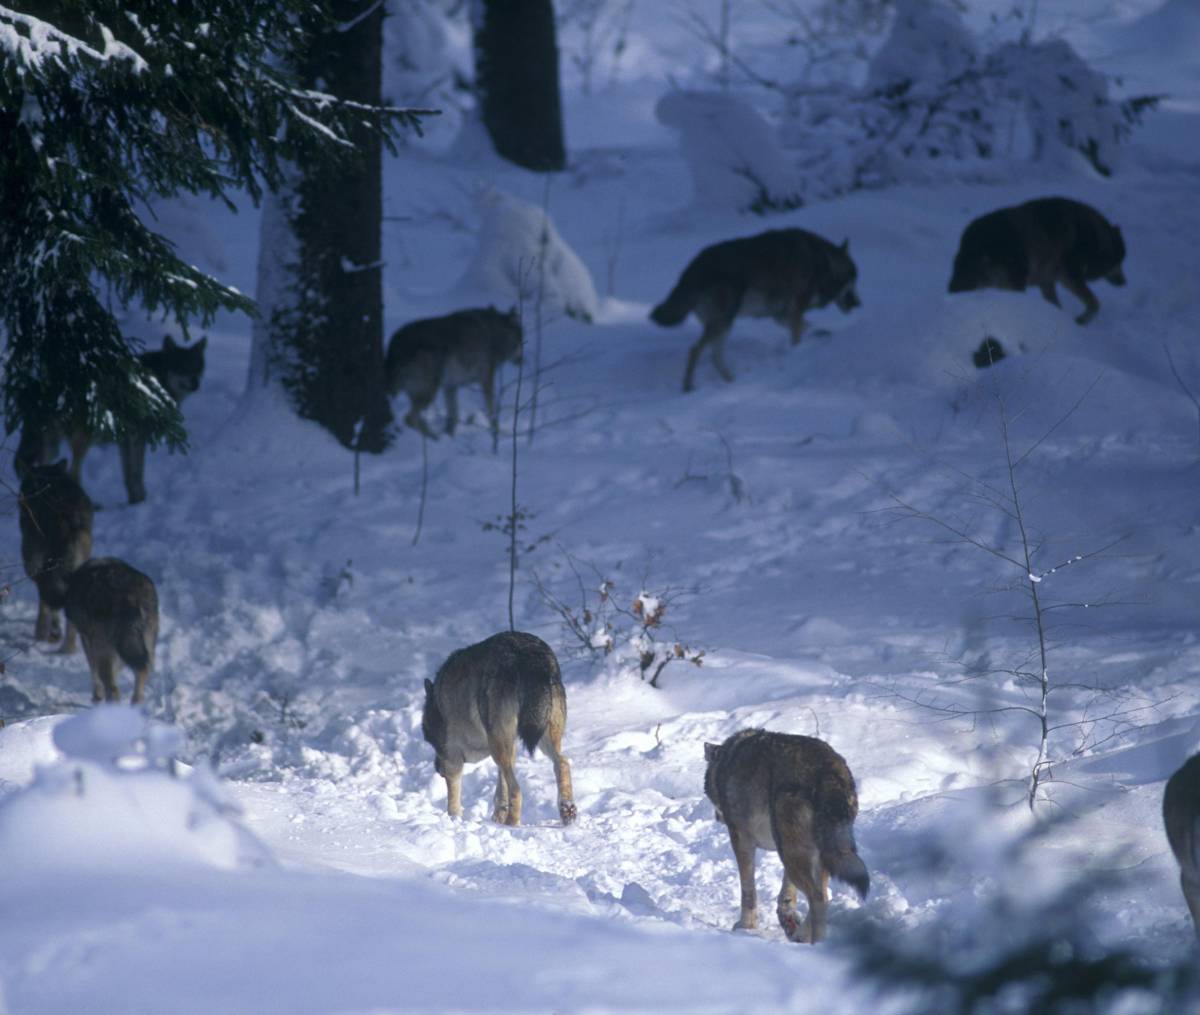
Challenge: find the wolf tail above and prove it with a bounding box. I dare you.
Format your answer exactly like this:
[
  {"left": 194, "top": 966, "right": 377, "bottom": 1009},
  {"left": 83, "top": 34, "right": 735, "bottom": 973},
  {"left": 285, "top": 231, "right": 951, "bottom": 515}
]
[
  {"left": 516, "top": 678, "right": 562, "bottom": 757},
  {"left": 117, "top": 601, "right": 158, "bottom": 673},
  {"left": 818, "top": 817, "right": 870, "bottom": 899},
  {"left": 650, "top": 271, "right": 698, "bottom": 327}
]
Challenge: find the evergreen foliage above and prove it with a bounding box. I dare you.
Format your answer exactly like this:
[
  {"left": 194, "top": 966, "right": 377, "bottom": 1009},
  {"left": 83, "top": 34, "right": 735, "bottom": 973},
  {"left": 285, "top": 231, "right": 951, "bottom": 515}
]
[{"left": 0, "top": 2, "right": 423, "bottom": 452}]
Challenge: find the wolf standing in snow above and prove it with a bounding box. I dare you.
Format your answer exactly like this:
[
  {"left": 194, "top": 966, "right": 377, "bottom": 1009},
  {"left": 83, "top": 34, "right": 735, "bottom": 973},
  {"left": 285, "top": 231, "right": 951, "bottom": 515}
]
[
  {"left": 65, "top": 557, "right": 159, "bottom": 704},
  {"left": 650, "top": 228, "right": 861, "bottom": 392},
  {"left": 385, "top": 306, "right": 522, "bottom": 445},
  {"left": 947, "top": 196, "right": 1126, "bottom": 325},
  {"left": 1163, "top": 753, "right": 1200, "bottom": 935},
  {"left": 19, "top": 460, "right": 94, "bottom": 651},
  {"left": 15, "top": 334, "right": 208, "bottom": 505},
  {"left": 704, "top": 729, "right": 869, "bottom": 943},
  {"left": 422, "top": 631, "right": 576, "bottom": 827}
]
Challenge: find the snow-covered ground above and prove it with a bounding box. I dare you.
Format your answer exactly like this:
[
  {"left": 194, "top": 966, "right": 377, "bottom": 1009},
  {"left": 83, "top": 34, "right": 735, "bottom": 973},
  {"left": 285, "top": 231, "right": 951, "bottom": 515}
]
[{"left": 3, "top": 1, "right": 1200, "bottom": 1012}]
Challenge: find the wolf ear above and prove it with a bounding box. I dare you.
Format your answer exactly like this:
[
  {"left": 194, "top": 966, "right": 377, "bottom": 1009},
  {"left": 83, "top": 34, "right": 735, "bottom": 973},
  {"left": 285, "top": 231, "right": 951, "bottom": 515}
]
[
  {"left": 50, "top": 458, "right": 68, "bottom": 474},
  {"left": 424, "top": 678, "right": 435, "bottom": 698},
  {"left": 840, "top": 238, "right": 850, "bottom": 253},
  {"left": 195, "top": 336, "right": 208, "bottom": 352},
  {"left": 162, "top": 334, "right": 178, "bottom": 350},
  {"left": 704, "top": 742, "right": 720, "bottom": 762},
  {"left": 507, "top": 305, "right": 519, "bottom": 321}
]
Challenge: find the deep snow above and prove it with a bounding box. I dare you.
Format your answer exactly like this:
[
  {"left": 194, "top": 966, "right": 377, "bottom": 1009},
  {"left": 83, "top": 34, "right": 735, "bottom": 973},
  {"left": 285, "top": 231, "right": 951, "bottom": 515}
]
[{"left": 3, "top": 1, "right": 1200, "bottom": 1012}]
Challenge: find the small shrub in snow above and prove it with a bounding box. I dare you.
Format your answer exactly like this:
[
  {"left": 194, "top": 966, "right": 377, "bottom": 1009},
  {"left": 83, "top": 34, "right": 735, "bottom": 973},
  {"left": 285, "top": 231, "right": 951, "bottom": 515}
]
[
  {"left": 534, "top": 559, "right": 704, "bottom": 688},
  {"left": 656, "top": 90, "right": 803, "bottom": 214},
  {"left": 453, "top": 188, "right": 599, "bottom": 323},
  {"left": 0, "top": 708, "right": 272, "bottom": 871}
]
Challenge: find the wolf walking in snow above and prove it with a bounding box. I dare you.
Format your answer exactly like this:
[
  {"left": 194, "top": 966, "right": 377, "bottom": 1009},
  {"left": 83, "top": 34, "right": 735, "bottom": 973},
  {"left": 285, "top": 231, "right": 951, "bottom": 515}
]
[
  {"left": 947, "top": 196, "right": 1126, "bottom": 325},
  {"left": 422, "top": 630, "right": 576, "bottom": 827},
  {"left": 650, "top": 228, "right": 861, "bottom": 392},
  {"left": 385, "top": 306, "right": 523, "bottom": 444},
  {"left": 15, "top": 334, "right": 208, "bottom": 505},
  {"left": 1164, "top": 753, "right": 1200, "bottom": 935},
  {"left": 65, "top": 557, "right": 159, "bottom": 704},
  {"left": 704, "top": 728, "right": 869, "bottom": 943},
  {"left": 19, "top": 460, "right": 94, "bottom": 651}
]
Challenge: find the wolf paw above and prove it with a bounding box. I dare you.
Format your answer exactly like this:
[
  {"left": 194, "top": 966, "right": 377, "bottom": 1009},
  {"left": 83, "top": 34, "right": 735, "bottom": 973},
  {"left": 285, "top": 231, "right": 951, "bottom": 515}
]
[
  {"left": 732, "top": 916, "right": 758, "bottom": 932},
  {"left": 778, "top": 911, "right": 806, "bottom": 943},
  {"left": 559, "top": 801, "right": 578, "bottom": 825}
]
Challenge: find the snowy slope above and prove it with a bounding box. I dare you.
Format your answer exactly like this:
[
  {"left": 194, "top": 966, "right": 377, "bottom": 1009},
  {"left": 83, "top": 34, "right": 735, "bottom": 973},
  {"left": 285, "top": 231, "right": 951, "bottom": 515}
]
[{"left": 3, "top": 1, "right": 1200, "bottom": 1012}]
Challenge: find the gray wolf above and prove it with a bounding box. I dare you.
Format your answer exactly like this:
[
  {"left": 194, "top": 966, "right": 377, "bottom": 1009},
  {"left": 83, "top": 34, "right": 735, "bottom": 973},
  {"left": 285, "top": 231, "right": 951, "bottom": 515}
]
[
  {"left": 385, "top": 307, "right": 522, "bottom": 443},
  {"left": 947, "top": 196, "right": 1126, "bottom": 325},
  {"left": 19, "top": 460, "right": 94, "bottom": 651},
  {"left": 649, "top": 228, "right": 861, "bottom": 392},
  {"left": 422, "top": 630, "right": 575, "bottom": 826},
  {"left": 704, "top": 728, "right": 868, "bottom": 943},
  {"left": 14, "top": 334, "right": 207, "bottom": 504},
  {"left": 64, "top": 557, "right": 159, "bottom": 704},
  {"left": 1164, "top": 753, "right": 1200, "bottom": 935}
]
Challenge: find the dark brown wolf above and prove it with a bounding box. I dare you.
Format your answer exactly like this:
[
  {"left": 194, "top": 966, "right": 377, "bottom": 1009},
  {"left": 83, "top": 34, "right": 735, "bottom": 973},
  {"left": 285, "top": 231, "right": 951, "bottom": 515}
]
[
  {"left": 947, "top": 196, "right": 1126, "bottom": 325},
  {"left": 704, "top": 728, "right": 868, "bottom": 943},
  {"left": 1164, "top": 753, "right": 1200, "bottom": 935},
  {"left": 422, "top": 630, "right": 575, "bottom": 826},
  {"left": 19, "top": 460, "right": 94, "bottom": 650},
  {"left": 385, "top": 307, "right": 522, "bottom": 443},
  {"left": 14, "top": 334, "right": 207, "bottom": 504},
  {"left": 650, "top": 228, "right": 861, "bottom": 392},
  {"left": 64, "top": 557, "right": 159, "bottom": 704}
]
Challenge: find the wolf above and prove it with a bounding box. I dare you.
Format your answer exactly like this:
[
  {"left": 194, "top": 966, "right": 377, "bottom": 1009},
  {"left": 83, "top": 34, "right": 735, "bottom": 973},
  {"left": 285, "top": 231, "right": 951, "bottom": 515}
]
[
  {"left": 422, "top": 630, "right": 576, "bottom": 827},
  {"left": 704, "top": 728, "right": 869, "bottom": 943},
  {"left": 1164, "top": 753, "right": 1200, "bottom": 935},
  {"left": 385, "top": 307, "right": 522, "bottom": 443},
  {"left": 650, "top": 228, "right": 861, "bottom": 392},
  {"left": 19, "top": 460, "right": 94, "bottom": 651},
  {"left": 64, "top": 557, "right": 159, "bottom": 704},
  {"left": 14, "top": 334, "right": 207, "bottom": 504},
  {"left": 947, "top": 196, "right": 1126, "bottom": 325}
]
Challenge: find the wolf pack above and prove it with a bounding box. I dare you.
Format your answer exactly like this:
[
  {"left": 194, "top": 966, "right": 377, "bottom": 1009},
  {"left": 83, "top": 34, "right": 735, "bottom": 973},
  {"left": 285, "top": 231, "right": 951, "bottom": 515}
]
[{"left": 13, "top": 192, "right": 1198, "bottom": 946}]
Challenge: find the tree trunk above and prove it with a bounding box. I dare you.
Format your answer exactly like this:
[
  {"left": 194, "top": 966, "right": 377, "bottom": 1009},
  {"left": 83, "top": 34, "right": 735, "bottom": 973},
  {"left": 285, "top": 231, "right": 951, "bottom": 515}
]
[
  {"left": 252, "top": 1, "right": 393, "bottom": 452},
  {"left": 474, "top": 0, "right": 566, "bottom": 172}
]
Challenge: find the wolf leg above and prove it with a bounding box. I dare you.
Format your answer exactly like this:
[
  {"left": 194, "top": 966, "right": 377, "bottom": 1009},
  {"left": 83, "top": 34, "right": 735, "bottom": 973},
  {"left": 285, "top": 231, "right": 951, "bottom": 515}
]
[
  {"left": 776, "top": 877, "right": 801, "bottom": 940},
  {"left": 772, "top": 792, "right": 826, "bottom": 942},
  {"left": 119, "top": 439, "right": 148, "bottom": 505},
  {"left": 90, "top": 648, "right": 120, "bottom": 703},
  {"left": 540, "top": 718, "right": 577, "bottom": 825},
  {"left": 727, "top": 825, "right": 758, "bottom": 930},
  {"left": 444, "top": 769, "right": 463, "bottom": 818},
  {"left": 404, "top": 390, "right": 440, "bottom": 440},
  {"left": 683, "top": 322, "right": 731, "bottom": 392},
  {"left": 58, "top": 619, "right": 78, "bottom": 655},
  {"left": 481, "top": 367, "right": 501, "bottom": 453},
  {"left": 1182, "top": 869, "right": 1200, "bottom": 936},
  {"left": 711, "top": 332, "right": 736, "bottom": 383},
  {"left": 131, "top": 662, "right": 153, "bottom": 705},
  {"left": 1037, "top": 280, "right": 1061, "bottom": 308},
  {"left": 443, "top": 386, "right": 460, "bottom": 436},
  {"left": 1062, "top": 276, "right": 1100, "bottom": 325},
  {"left": 787, "top": 306, "right": 808, "bottom": 347},
  {"left": 489, "top": 736, "right": 522, "bottom": 826},
  {"left": 34, "top": 598, "right": 59, "bottom": 642}
]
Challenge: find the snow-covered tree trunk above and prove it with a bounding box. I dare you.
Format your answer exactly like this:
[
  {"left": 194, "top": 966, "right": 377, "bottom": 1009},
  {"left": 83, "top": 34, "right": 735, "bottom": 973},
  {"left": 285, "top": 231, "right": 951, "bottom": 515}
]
[
  {"left": 249, "top": 1, "right": 393, "bottom": 452},
  {"left": 473, "top": 0, "right": 566, "bottom": 171}
]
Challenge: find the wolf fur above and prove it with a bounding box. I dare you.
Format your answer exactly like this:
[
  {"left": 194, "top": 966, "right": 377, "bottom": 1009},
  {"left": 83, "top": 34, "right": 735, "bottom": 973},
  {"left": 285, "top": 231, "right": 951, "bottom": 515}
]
[
  {"left": 1164, "top": 753, "right": 1200, "bottom": 936},
  {"left": 704, "top": 728, "right": 868, "bottom": 944},
  {"left": 385, "top": 307, "right": 523, "bottom": 444},
  {"left": 650, "top": 228, "right": 861, "bottom": 392},
  {"left": 947, "top": 196, "right": 1126, "bottom": 325},
  {"left": 14, "top": 335, "right": 207, "bottom": 505},
  {"left": 19, "top": 460, "right": 94, "bottom": 651},
  {"left": 422, "top": 630, "right": 576, "bottom": 826},
  {"left": 64, "top": 557, "right": 159, "bottom": 704}
]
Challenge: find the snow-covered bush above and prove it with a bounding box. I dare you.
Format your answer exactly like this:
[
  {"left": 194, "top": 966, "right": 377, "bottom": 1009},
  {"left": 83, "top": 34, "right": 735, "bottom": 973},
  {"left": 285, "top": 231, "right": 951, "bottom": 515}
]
[
  {"left": 383, "top": 0, "right": 471, "bottom": 148},
  {"left": 453, "top": 188, "right": 599, "bottom": 323},
  {"left": 777, "top": 0, "right": 1158, "bottom": 198},
  {"left": 0, "top": 708, "right": 272, "bottom": 873},
  {"left": 533, "top": 560, "right": 704, "bottom": 688},
  {"left": 656, "top": 90, "right": 803, "bottom": 214}
]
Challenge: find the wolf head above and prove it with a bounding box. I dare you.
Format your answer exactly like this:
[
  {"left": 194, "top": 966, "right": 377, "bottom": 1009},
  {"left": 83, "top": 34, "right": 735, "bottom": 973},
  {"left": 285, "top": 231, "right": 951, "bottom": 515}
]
[
  {"left": 820, "top": 239, "right": 861, "bottom": 314},
  {"left": 422, "top": 678, "right": 452, "bottom": 776},
  {"left": 488, "top": 306, "right": 524, "bottom": 367},
  {"left": 703, "top": 741, "right": 726, "bottom": 823},
  {"left": 151, "top": 335, "right": 207, "bottom": 401},
  {"left": 18, "top": 457, "right": 70, "bottom": 497}
]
